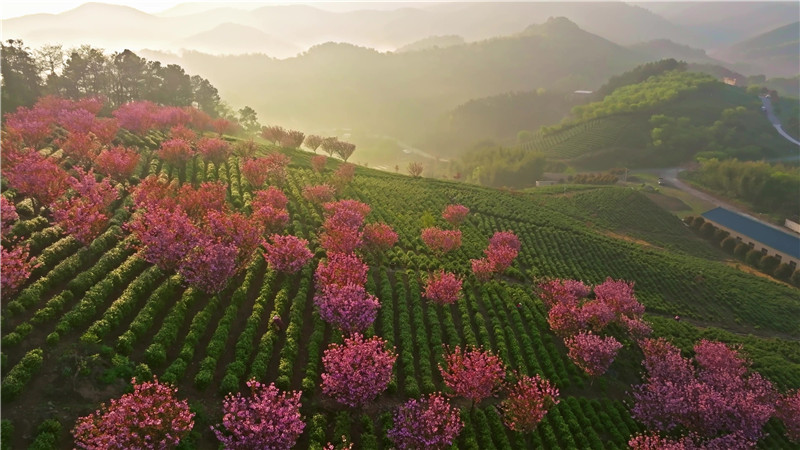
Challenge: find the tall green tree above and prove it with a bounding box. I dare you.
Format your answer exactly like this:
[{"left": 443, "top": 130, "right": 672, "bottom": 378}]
[{"left": 1, "top": 39, "right": 42, "bottom": 112}]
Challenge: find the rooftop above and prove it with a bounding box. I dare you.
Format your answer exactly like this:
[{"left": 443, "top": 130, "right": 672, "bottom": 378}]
[{"left": 701, "top": 207, "right": 800, "bottom": 259}]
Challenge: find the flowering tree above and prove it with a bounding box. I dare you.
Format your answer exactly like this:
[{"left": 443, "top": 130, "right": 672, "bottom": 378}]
[
  {"left": 251, "top": 187, "right": 290, "bottom": 233},
  {"left": 310, "top": 155, "right": 327, "bottom": 173},
  {"left": 319, "top": 199, "right": 370, "bottom": 254},
  {"left": 205, "top": 210, "right": 262, "bottom": 271},
  {"left": 1, "top": 197, "right": 19, "bottom": 238},
  {"left": 421, "top": 228, "right": 462, "bottom": 254},
  {"left": 1, "top": 244, "right": 38, "bottom": 295},
  {"left": 127, "top": 206, "right": 200, "bottom": 271},
  {"left": 233, "top": 139, "right": 258, "bottom": 159},
  {"left": 262, "top": 234, "right": 313, "bottom": 273},
  {"left": 333, "top": 141, "right": 356, "bottom": 162},
  {"left": 500, "top": 374, "right": 560, "bottom": 432},
  {"left": 94, "top": 146, "right": 140, "bottom": 182},
  {"left": 58, "top": 132, "right": 101, "bottom": 166},
  {"left": 470, "top": 258, "right": 495, "bottom": 282},
  {"left": 565, "top": 332, "right": 622, "bottom": 378},
  {"left": 315, "top": 253, "right": 369, "bottom": 290},
  {"left": 178, "top": 236, "right": 238, "bottom": 294},
  {"left": 3, "top": 149, "right": 69, "bottom": 212},
  {"left": 176, "top": 181, "right": 228, "bottom": 220},
  {"left": 537, "top": 279, "right": 591, "bottom": 309},
  {"left": 305, "top": 135, "right": 324, "bottom": 153},
  {"left": 631, "top": 338, "right": 777, "bottom": 448},
  {"left": 52, "top": 169, "right": 119, "bottom": 245},
  {"left": 321, "top": 334, "right": 396, "bottom": 407},
  {"left": 157, "top": 138, "right": 195, "bottom": 169},
  {"left": 261, "top": 125, "right": 287, "bottom": 145},
  {"left": 332, "top": 163, "right": 355, "bottom": 189},
  {"left": 72, "top": 377, "right": 194, "bottom": 449},
  {"left": 130, "top": 175, "right": 176, "bottom": 211},
  {"left": 388, "top": 393, "right": 464, "bottom": 449},
  {"left": 362, "top": 222, "right": 398, "bottom": 253},
  {"left": 280, "top": 130, "right": 305, "bottom": 148},
  {"left": 439, "top": 345, "right": 505, "bottom": 407},
  {"left": 113, "top": 100, "right": 159, "bottom": 134},
  {"left": 423, "top": 270, "right": 462, "bottom": 305},
  {"left": 442, "top": 204, "right": 469, "bottom": 228},
  {"left": 302, "top": 184, "right": 336, "bottom": 205},
  {"left": 197, "top": 137, "right": 231, "bottom": 165},
  {"left": 213, "top": 379, "right": 305, "bottom": 449},
  {"left": 241, "top": 158, "right": 268, "bottom": 189},
  {"left": 484, "top": 230, "right": 520, "bottom": 273},
  {"left": 169, "top": 125, "right": 197, "bottom": 142},
  {"left": 314, "top": 284, "right": 380, "bottom": 335},
  {"left": 777, "top": 389, "right": 800, "bottom": 442},
  {"left": 211, "top": 117, "right": 236, "bottom": 136}
]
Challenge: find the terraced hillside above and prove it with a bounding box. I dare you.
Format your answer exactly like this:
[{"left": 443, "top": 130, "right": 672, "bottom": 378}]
[{"left": 2, "top": 123, "right": 800, "bottom": 449}]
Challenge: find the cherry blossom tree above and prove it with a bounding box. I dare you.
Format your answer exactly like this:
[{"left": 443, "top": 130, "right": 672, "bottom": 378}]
[
  {"left": 302, "top": 184, "right": 336, "bottom": 205},
  {"left": 314, "top": 284, "right": 380, "bottom": 335},
  {"left": 213, "top": 379, "right": 304, "bottom": 449},
  {"left": 362, "top": 222, "right": 398, "bottom": 253},
  {"left": 58, "top": 132, "right": 101, "bottom": 166},
  {"left": 439, "top": 345, "right": 505, "bottom": 408},
  {"left": 260, "top": 125, "right": 287, "bottom": 145},
  {"left": 176, "top": 181, "right": 227, "bottom": 220},
  {"left": 565, "top": 332, "right": 622, "bottom": 378},
  {"left": 157, "top": 138, "right": 194, "bottom": 169},
  {"left": 241, "top": 158, "right": 269, "bottom": 189},
  {"left": 776, "top": 389, "right": 800, "bottom": 442},
  {"left": 72, "top": 377, "right": 194, "bottom": 449},
  {"left": 304, "top": 135, "right": 324, "bottom": 153},
  {"left": 423, "top": 270, "right": 462, "bottom": 305},
  {"left": 233, "top": 139, "right": 258, "bottom": 159},
  {"left": 205, "top": 210, "right": 262, "bottom": 271},
  {"left": 421, "top": 228, "right": 462, "bottom": 254},
  {"left": 262, "top": 234, "right": 313, "bottom": 274},
  {"left": 332, "top": 163, "right": 356, "bottom": 189},
  {"left": 52, "top": 169, "right": 119, "bottom": 245},
  {"left": 112, "top": 100, "right": 158, "bottom": 134},
  {"left": 310, "top": 154, "right": 327, "bottom": 174},
  {"left": 321, "top": 334, "right": 396, "bottom": 407},
  {"left": 333, "top": 141, "right": 356, "bottom": 162},
  {"left": 442, "top": 204, "right": 469, "bottom": 228},
  {"left": 178, "top": 235, "right": 238, "bottom": 294},
  {"left": 169, "top": 125, "right": 196, "bottom": 142},
  {"left": 3, "top": 149, "right": 69, "bottom": 212},
  {"left": 388, "top": 393, "right": 464, "bottom": 449},
  {"left": 1, "top": 197, "right": 19, "bottom": 238},
  {"left": 470, "top": 258, "right": 495, "bottom": 282},
  {"left": 315, "top": 253, "right": 369, "bottom": 290},
  {"left": 250, "top": 187, "right": 290, "bottom": 233},
  {"left": 127, "top": 206, "right": 200, "bottom": 271},
  {"left": 197, "top": 137, "right": 231, "bottom": 165},
  {"left": 631, "top": 338, "right": 777, "bottom": 448},
  {"left": 1, "top": 244, "right": 38, "bottom": 295},
  {"left": 280, "top": 130, "right": 305, "bottom": 148},
  {"left": 94, "top": 146, "right": 140, "bottom": 182},
  {"left": 500, "top": 374, "right": 560, "bottom": 433},
  {"left": 211, "top": 117, "right": 236, "bottom": 136}
]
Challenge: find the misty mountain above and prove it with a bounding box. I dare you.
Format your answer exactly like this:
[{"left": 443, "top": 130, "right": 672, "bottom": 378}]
[
  {"left": 711, "top": 22, "right": 800, "bottom": 78},
  {"left": 3, "top": 1, "right": 765, "bottom": 58},
  {"left": 173, "top": 23, "right": 302, "bottom": 58},
  {"left": 139, "top": 17, "right": 647, "bottom": 152},
  {"left": 637, "top": 2, "right": 800, "bottom": 49},
  {"left": 629, "top": 40, "right": 719, "bottom": 64},
  {"left": 396, "top": 35, "right": 465, "bottom": 53}
]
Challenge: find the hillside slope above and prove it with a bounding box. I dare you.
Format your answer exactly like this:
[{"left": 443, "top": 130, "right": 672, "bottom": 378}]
[
  {"left": 712, "top": 21, "right": 800, "bottom": 77},
  {"left": 2, "top": 125, "right": 799, "bottom": 448}
]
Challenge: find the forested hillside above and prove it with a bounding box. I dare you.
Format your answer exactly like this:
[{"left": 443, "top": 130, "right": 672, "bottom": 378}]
[{"left": 2, "top": 96, "right": 799, "bottom": 449}]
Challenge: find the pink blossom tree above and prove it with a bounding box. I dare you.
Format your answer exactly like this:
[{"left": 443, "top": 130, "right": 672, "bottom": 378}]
[
  {"left": 112, "top": 100, "right": 158, "bottom": 134},
  {"left": 262, "top": 234, "right": 313, "bottom": 274},
  {"left": 421, "top": 228, "right": 462, "bottom": 254},
  {"left": 423, "top": 270, "right": 462, "bottom": 305},
  {"left": 205, "top": 210, "right": 263, "bottom": 271},
  {"left": 484, "top": 230, "right": 520, "bottom": 273},
  {"left": 321, "top": 334, "right": 396, "bottom": 407},
  {"left": 176, "top": 181, "right": 228, "bottom": 220},
  {"left": 302, "top": 184, "right": 336, "bottom": 205},
  {"left": 388, "top": 393, "right": 464, "bottom": 449},
  {"left": 361, "top": 222, "right": 398, "bottom": 253},
  {"left": 197, "top": 137, "right": 232, "bottom": 165},
  {"left": 94, "top": 146, "right": 141, "bottom": 182},
  {"left": 250, "top": 187, "right": 289, "bottom": 233},
  {"left": 314, "top": 284, "right": 381, "bottom": 335},
  {"left": 332, "top": 163, "right": 355, "bottom": 189},
  {"left": 157, "top": 138, "right": 195, "bottom": 169},
  {"left": 1, "top": 244, "right": 38, "bottom": 295},
  {"left": 178, "top": 236, "right": 238, "bottom": 294},
  {"left": 777, "top": 389, "right": 800, "bottom": 442},
  {"left": 127, "top": 206, "right": 200, "bottom": 271},
  {"left": 442, "top": 204, "right": 469, "bottom": 228},
  {"left": 52, "top": 169, "right": 119, "bottom": 245},
  {"left": 169, "top": 125, "right": 196, "bottom": 142},
  {"left": 311, "top": 154, "right": 327, "bottom": 173},
  {"left": 1, "top": 197, "right": 19, "bottom": 238},
  {"left": 3, "top": 149, "right": 69, "bottom": 213},
  {"left": 315, "top": 253, "right": 369, "bottom": 290},
  {"left": 439, "top": 345, "right": 505, "bottom": 408},
  {"left": 72, "top": 377, "right": 194, "bottom": 449},
  {"left": 470, "top": 258, "right": 495, "bottom": 282},
  {"left": 213, "top": 379, "right": 304, "bottom": 449},
  {"left": 631, "top": 338, "right": 777, "bottom": 448},
  {"left": 240, "top": 158, "right": 269, "bottom": 189},
  {"left": 565, "top": 332, "right": 622, "bottom": 378},
  {"left": 57, "top": 132, "right": 101, "bottom": 166},
  {"left": 500, "top": 374, "right": 560, "bottom": 433}
]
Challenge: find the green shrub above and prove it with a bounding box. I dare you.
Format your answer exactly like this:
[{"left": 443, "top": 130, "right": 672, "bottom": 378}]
[
  {"left": 733, "top": 242, "right": 750, "bottom": 259},
  {"left": 720, "top": 236, "right": 737, "bottom": 253},
  {"left": 759, "top": 255, "right": 780, "bottom": 274},
  {"left": 774, "top": 263, "right": 794, "bottom": 280},
  {"left": 745, "top": 249, "right": 763, "bottom": 267}
]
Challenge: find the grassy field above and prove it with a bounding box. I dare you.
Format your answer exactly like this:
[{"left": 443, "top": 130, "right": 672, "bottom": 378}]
[{"left": 2, "top": 133, "right": 799, "bottom": 448}]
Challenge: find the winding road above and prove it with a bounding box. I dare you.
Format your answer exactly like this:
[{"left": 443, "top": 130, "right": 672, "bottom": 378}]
[{"left": 760, "top": 95, "right": 800, "bottom": 146}]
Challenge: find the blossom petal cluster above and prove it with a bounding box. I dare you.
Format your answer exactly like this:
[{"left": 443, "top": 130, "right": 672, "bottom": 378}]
[
  {"left": 423, "top": 270, "right": 463, "bottom": 305},
  {"left": 500, "top": 374, "right": 560, "bottom": 432},
  {"left": 421, "top": 227, "right": 462, "bottom": 254},
  {"left": 565, "top": 332, "right": 623, "bottom": 378},
  {"left": 362, "top": 222, "right": 398, "bottom": 252},
  {"left": 388, "top": 393, "right": 464, "bottom": 449},
  {"left": 439, "top": 345, "right": 505, "bottom": 405},
  {"left": 442, "top": 204, "right": 469, "bottom": 228},
  {"left": 263, "top": 234, "right": 313, "bottom": 274},
  {"left": 213, "top": 379, "right": 305, "bottom": 449},
  {"left": 321, "top": 333, "right": 396, "bottom": 407}
]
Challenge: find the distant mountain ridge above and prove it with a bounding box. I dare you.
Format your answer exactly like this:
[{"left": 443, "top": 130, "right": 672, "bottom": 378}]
[{"left": 711, "top": 22, "right": 800, "bottom": 77}]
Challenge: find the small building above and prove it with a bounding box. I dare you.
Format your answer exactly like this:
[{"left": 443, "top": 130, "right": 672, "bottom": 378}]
[
  {"left": 702, "top": 207, "right": 800, "bottom": 267},
  {"left": 535, "top": 180, "right": 557, "bottom": 187},
  {"left": 723, "top": 77, "right": 738, "bottom": 86}
]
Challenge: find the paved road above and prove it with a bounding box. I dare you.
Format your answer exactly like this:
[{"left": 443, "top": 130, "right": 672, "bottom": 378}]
[{"left": 760, "top": 96, "right": 800, "bottom": 146}]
